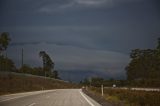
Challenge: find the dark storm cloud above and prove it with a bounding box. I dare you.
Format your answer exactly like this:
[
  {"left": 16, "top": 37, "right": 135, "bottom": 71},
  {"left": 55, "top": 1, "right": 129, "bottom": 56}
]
[
  {"left": 11, "top": 42, "right": 41, "bottom": 46},
  {"left": 0, "top": 0, "right": 160, "bottom": 79},
  {"left": 8, "top": 42, "right": 129, "bottom": 79},
  {"left": 4, "top": 24, "right": 160, "bottom": 53},
  {"left": 0, "top": 0, "right": 145, "bottom": 15}
]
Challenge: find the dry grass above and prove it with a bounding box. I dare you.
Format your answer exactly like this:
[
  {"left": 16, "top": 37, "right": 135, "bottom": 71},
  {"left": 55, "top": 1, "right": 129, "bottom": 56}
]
[
  {"left": 0, "top": 72, "right": 80, "bottom": 95},
  {"left": 89, "top": 87, "right": 160, "bottom": 106}
]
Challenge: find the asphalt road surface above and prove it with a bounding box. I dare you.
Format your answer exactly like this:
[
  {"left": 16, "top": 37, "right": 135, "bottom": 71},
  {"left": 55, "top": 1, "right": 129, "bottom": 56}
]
[{"left": 0, "top": 89, "right": 101, "bottom": 106}]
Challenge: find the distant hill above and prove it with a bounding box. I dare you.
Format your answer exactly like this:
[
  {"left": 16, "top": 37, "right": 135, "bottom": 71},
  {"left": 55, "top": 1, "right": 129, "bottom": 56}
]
[
  {"left": 59, "top": 70, "right": 126, "bottom": 83},
  {"left": 0, "top": 72, "right": 80, "bottom": 95}
]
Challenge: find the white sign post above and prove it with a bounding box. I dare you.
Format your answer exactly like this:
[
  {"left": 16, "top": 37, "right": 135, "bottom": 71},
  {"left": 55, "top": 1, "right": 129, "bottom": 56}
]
[{"left": 101, "top": 84, "right": 104, "bottom": 96}]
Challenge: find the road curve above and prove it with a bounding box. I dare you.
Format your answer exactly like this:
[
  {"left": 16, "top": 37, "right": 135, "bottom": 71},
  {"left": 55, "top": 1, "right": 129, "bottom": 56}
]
[{"left": 0, "top": 89, "right": 101, "bottom": 106}]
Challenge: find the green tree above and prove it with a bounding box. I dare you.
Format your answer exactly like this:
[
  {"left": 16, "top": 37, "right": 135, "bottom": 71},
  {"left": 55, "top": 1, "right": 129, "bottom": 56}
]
[
  {"left": 53, "top": 70, "right": 58, "bottom": 79},
  {"left": 39, "top": 51, "right": 47, "bottom": 71},
  {"left": 157, "top": 38, "right": 160, "bottom": 50},
  {"left": 50, "top": 70, "right": 59, "bottom": 79},
  {"left": 39, "top": 51, "right": 55, "bottom": 77},
  {"left": 126, "top": 38, "right": 160, "bottom": 83},
  {"left": 33, "top": 67, "right": 44, "bottom": 76},
  {"left": 0, "top": 56, "right": 16, "bottom": 71},
  {"left": 0, "top": 32, "right": 11, "bottom": 71},
  {"left": 0, "top": 32, "right": 11, "bottom": 55},
  {"left": 19, "top": 64, "right": 33, "bottom": 74},
  {"left": 91, "top": 77, "right": 104, "bottom": 87},
  {"left": 81, "top": 78, "right": 90, "bottom": 86},
  {"left": 126, "top": 49, "right": 160, "bottom": 80}
]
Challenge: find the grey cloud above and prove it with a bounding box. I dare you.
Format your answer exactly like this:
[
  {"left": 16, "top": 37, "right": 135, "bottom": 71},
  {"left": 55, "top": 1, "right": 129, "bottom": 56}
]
[
  {"left": 74, "top": 0, "right": 110, "bottom": 6},
  {"left": 3, "top": 23, "right": 160, "bottom": 53},
  {"left": 11, "top": 42, "right": 42, "bottom": 46},
  {"left": 0, "top": 0, "right": 145, "bottom": 14},
  {"left": 10, "top": 40, "right": 104, "bottom": 53},
  {"left": 4, "top": 25, "right": 104, "bottom": 51},
  {"left": 8, "top": 43, "right": 129, "bottom": 78},
  {"left": 1, "top": 0, "right": 159, "bottom": 80},
  {"left": 36, "top": 0, "right": 144, "bottom": 13}
]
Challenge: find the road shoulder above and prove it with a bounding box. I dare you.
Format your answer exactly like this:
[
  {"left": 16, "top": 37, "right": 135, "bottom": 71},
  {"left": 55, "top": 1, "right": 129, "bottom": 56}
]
[{"left": 82, "top": 89, "right": 113, "bottom": 106}]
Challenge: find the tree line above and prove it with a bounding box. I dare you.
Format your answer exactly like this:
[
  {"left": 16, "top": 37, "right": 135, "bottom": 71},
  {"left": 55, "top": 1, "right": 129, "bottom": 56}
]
[
  {"left": 0, "top": 32, "right": 59, "bottom": 79},
  {"left": 124, "top": 38, "right": 160, "bottom": 87},
  {"left": 81, "top": 38, "right": 160, "bottom": 87},
  {"left": 1, "top": 32, "right": 160, "bottom": 87},
  {"left": 126, "top": 39, "right": 160, "bottom": 80}
]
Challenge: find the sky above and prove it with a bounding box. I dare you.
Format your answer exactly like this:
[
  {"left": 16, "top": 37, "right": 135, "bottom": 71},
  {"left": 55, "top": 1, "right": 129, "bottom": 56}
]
[{"left": 0, "top": 0, "right": 160, "bottom": 80}]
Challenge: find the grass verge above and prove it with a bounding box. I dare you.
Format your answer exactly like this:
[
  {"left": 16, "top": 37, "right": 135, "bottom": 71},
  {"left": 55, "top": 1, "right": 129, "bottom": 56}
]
[
  {"left": 0, "top": 72, "right": 80, "bottom": 95},
  {"left": 88, "top": 87, "right": 160, "bottom": 106}
]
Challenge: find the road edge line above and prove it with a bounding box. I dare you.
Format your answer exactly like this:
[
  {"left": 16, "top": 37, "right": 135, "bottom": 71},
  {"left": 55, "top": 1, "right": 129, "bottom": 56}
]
[
  {"left": 0, "top": 90, "right": 56, "bottom": 103},
  {"left": 80, "top": 90, "right": 95, "bottom": 106}
]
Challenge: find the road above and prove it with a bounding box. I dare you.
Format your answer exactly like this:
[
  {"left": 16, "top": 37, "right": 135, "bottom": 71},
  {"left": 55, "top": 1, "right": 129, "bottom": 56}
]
[{"left": 0, "top": 89, "right": 101, "bottom": 106}]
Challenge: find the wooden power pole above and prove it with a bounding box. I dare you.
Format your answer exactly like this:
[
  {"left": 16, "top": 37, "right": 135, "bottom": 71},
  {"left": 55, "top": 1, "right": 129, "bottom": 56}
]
[{"left": 21, "top": 48, "right": 24, "bottom": 68}]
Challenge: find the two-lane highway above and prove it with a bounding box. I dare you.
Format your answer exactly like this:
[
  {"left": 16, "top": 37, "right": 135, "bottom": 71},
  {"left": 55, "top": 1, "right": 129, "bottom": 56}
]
[{"left": 0, "top": 89, "right": 101, "bottom": 106}]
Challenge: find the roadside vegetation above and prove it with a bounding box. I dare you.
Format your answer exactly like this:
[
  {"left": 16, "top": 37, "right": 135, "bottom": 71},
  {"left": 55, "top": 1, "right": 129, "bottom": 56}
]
[
  {"left": 125, "top": 38, "right": 160, "bottom": 86},
  {"left": 1, "top": 32, "right": 160, "bottom": 105},
  {"left": 81, "top": 38, "right": 160, "bottom": 106},
  {"left": 81, "top": 38, "right": 160, "bottom": 88},
  {"left": 0, "top": 32, "right": 60, "bottom": 79},
  {"left": 0, "top": 32, "right": 80, "bottom": 95},
  {"left": 87, "top": 87, "right": 160, "bottom": 106},
  {"left": 0, "top": 72, "right": 80, "bottom": 95}
]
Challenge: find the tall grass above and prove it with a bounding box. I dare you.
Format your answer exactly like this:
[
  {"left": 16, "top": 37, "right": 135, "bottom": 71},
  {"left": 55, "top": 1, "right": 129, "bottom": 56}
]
[
  {"left": 89, "top": 87, "right": 160, "bottom": 106},
  {"left": 0, "top": 73, "right": 80, "bottom": 95}
]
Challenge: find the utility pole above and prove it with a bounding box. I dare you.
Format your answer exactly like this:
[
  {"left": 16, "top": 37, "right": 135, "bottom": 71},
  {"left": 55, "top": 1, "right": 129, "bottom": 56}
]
[
  {"left": 5, "top": 51, "right": 7, "bottom": 71},
  {"left": 89, "top": 77, "right": 92, "bottom": 87},
  {"left": 21, "top": 48, "right": 24, "bottom": 68}
]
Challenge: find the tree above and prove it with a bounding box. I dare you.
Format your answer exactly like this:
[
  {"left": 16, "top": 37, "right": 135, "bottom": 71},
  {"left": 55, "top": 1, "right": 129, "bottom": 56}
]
[
  {"left": 82, "top": 78, "right": 90, "bottom": 86},
  {"left": 0, "top": 32, "right": 11, "bottom": 55},
  {"left": 91, "top": 77, "right": 104, "bottom": 87},
  {"left": 19, "top": 64, "right": 33, "bottom": 74},
  {"left": 0, "top": 56, "right": 16, "bottom": 71},
  {"left": 39, "top": 51, "right": 55, "bottom": 77},
  {"left": 126, "top": 38, "right": 160, "bottom": 81},
  {"left": 0, "top": 32, "right": 11, "bottom": 71},
  {"left": 157, "top": 38, "right": 160, "bottom": 50},
  {"left": 33, "top": 67, "right": 44, "bottom": 76},
  {"left": 53, "top": 70, "right": 58, "bottom": 79},
  {"left": 39, "top": 51, "right": 47, "bottom": 71},
  {"left": 50, "top": 70, "right": 59, "bottom": 79}
]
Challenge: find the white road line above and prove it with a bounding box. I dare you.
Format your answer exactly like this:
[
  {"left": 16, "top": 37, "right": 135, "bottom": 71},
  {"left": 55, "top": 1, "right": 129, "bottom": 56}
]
[
  {"left": 0, "top": 90, "right": 56, "bottom": 103},
  {"left": 0, "top": 95, "right": 27, "bottom": 103},
  {"left": 0, "top": 92, "right": 39, "bottom": 103},
  {"left": 28, "top": 103, "right": 36, "bottom": 106},
  {"left": 80, "top": 91, "right": 95, "bottom": 106}
]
